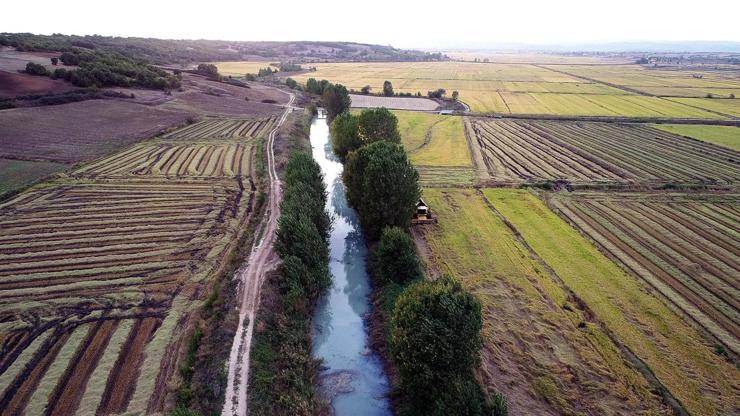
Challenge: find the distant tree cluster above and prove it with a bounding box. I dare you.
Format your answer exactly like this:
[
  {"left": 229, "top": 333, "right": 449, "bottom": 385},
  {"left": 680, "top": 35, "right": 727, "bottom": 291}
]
[
  {"left": 258, "top": 67, "right": 276, "bottom": 77},
  {"left": 25, "top": 49, "right": 180, "bottom": 91},
  {"left": 427, "top": 88, "right": 446, "bottom": 99},
  {"left": 196, "top": 63, "right": 220, "bottom": 79},
  {"left": 285, "top": 77, "right": 300, "bottom": 90},
  {"left": 278, "top": 62, "right": 303, "bottom": 72}
]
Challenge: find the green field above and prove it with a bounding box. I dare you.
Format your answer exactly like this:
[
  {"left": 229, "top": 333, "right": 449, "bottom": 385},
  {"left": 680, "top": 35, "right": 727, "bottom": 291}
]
[
  {"left": 482, "top": 189, "right": 739, "bottom": 416},
  {"left": 650, "top": 124, "right": 740, "bottom": 151},
  {"left": 417, "top": 188, "right": 668, "bottom": 414},
  {"left": 0, "top": 158, "right": 68, "bottom": 196},
  {"left": 394, "top": 111, "right": 471, "bottom": 167}
]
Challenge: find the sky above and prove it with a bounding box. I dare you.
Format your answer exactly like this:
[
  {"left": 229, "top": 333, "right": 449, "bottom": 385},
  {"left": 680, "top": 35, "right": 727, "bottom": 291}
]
[{"left": 3, "top": 0, "right": 739, "bottom": 49}]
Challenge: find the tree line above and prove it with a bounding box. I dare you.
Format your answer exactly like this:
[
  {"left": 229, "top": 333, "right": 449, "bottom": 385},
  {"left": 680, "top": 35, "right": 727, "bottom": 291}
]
[
  {"left": 316, "top": 94, "right": 505, "bottom": 414},
  {"left": 25, "top": 49, "right": 180, "bottom": 91}
]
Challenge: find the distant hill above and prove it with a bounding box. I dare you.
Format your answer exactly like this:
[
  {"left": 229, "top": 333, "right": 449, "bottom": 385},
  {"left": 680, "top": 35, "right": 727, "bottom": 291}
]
[
  {"left": 0, "top": 33, "right": 446, "bottom": 64},
  {"left": 427, "top": 40, "right": 740, "bottom": 54}
]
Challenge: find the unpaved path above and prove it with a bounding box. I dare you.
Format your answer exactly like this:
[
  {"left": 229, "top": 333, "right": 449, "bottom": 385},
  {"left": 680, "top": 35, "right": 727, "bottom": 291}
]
[{"left": 222, "top": 90, "right": 294, "bottom": 416}]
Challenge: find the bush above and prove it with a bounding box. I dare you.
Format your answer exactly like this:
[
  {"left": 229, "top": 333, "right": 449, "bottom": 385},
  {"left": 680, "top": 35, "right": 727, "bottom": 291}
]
[
  {"left": 25, "top": 62, "right": 48, "bottom": 76},
  {"left": 490, "top": 392, "right": 509, "bottom": 416},
  {"left": 59, "top": 51, "right": 80, "bottom": 65},
  {"left": 196, "top": 63, "right": 219, "bottom": 78},
  {"left": 383, "top": 80, "right": 394, "bottom": 96},
  {"left": 372, "top": 226, "right": 423, "bottom": 284}
]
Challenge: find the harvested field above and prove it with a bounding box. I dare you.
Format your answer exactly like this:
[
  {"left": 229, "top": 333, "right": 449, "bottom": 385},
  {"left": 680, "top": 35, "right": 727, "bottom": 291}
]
[
  {"left": 0, "top": 158, "right": 68, "bottom": 196},
  {"left": 545, "top": 191, "right": 740, "bottom": 355},
  {"left": 485, "top": 189, "right": 740, "bottom": 416},
  {"left": 650, "top": 124, "right": 740, "bottom": 151},
  {"left": 348, "top": 94, "right": 439, "bottom": 111},
  {"left": 467, "top": 118, "right": 740, "bottom": 184},
  {"left": 0, "top": 70, "right": 74, "bottom": 99},
  {"left": 416, "top": 188, "right": 671, "bottom": 415},
  {"left": 0, "top": 100, "right": 191, "bottom": 163},
  {"left": 161, "top": 91, "right": 281, "bottom": 117},
  {"left": 0, "top": 119, "right": 256, "bottom": 414},
  {"left": 0, "top": 47, "right": 59, "bottom": 72},
  {"left": 214, "top": 61, "right": 276, "bottom": 77},
  {"left": 161, "top": 117, "right": 276, "bottom": 140}
]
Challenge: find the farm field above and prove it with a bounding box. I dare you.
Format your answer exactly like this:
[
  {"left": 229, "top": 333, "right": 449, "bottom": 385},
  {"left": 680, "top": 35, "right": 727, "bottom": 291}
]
[
  {"left": 0, "top": 118, "right": 260, "bottom": 414},
  {"left": 349, "top": 94, "right": 439, "bottom": 111},
  {"left": 666, "top": 97, "right": 740, "bottom": 118},
  {"left": 288, "top": 61, "right": 733, "bottom": 117},
  {"left": 394, "top": 111, "right": 473, "bottom": 186},
  {"left": 650, "top": 124, "right": 740, "bottom": 151},
  {"left": 466, "top": 118, "right": 740, "bottom": 184},
  {"left": 416, "top": 188, "right": 671, "bottom": 415},
  {"left": 544, "top": 191, "right": 740, "bottom": 354},
  {"left": 0, "top": 158, "right": 68, "bottom": 196},
  {"left": 482, "top": 189, "right": 739, "bottom": 416},
  {"left": 214, "top": 61, "right": 276, "bottom": 77},
  {"left": 0, "top": 100, "right": 192, "bottom": 163}
]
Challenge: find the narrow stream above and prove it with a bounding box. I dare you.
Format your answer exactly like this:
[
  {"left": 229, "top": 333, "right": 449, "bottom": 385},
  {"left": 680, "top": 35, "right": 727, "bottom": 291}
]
[{"left": 309, "top": 116, "right": 392, "bottom": 415}]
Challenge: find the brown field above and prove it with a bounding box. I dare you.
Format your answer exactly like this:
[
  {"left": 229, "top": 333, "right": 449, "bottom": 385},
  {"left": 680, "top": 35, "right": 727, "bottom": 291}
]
[
  {"left": 466, "top": 118, "right": 740, "bottom": 185},
  {"left": 0, "top": 70, "right": 74, "bottom": 99},
  {"left": 547, "top": 191, "right": 740, "bottom": 354},
  {"left": 0, "top": 158, "right": 69, "bottom": 196},
  {"left": 0, "top": 117, "right": 260, "bottom": 414},
  {"left": 0, "top": 100, "right": 192, "bottom": 163},
  {"left": 0, "top": 47, "right": 60, "bottom": 72}
]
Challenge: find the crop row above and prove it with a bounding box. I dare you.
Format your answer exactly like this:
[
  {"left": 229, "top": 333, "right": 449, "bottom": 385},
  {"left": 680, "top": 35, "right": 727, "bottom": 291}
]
[
  {"left": 161, "top": 116, "right": 276, "bottom": 140},
  {"left": 469, "top": 119, "right": 740, "bottom": 184},
  {"left": 74, "top": 142, "right": 252, "bottom": 177},
  {"left": 550, "top": 192, "right": 740, "bottom": 353}
]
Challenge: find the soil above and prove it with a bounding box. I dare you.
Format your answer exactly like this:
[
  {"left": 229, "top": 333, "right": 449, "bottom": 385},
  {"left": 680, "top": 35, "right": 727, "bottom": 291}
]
[{"left": 0, "top": 70, "right": 74, "bottom": 99}]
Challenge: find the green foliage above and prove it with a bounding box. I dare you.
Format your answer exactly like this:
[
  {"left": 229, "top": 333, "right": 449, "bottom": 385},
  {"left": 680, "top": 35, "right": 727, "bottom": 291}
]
[
  {"left": 452, "top": 90, "right": 459, "bottom": 101},
  {"left": 383, "top": 80, "right": 394, "bottom": 96},
  {"left": 330, "top": 112, "right": 362, "bottom": 161},
  {"left": 258, "top": 67, "right": 275, "bottom": 77},
  {"left": 321, "top": 83, "right": 352, "bottom": 121},
  {"left": 343, "top": 142, "right": 420, "bottom": 240},
  {"left": 285, "top": 77, "right": 299, "bottom": 90},
  {"left": 196, "top": 63, "right": 219, "bottom": 78},
  {"left": 25, "top": 62, "right": 49, "bottom": 76},
  {"left": 391, "top": 277, "right": 483, "bottom": 407},
  {"left": 490, "top": 392, "right": 509, "bottom": 416},
  {"left": 357, "top": 107, "right": 401, "bottom": 144},
  {"left": 372, "top": 227, "right": 423, "bottom": 284},
  {"left": 176, "top": 327, "right": 203, "bottom": 408},
  {"left": 279, "top": 62, "right": 303, "bottom": 72},
  {"left": 305, "top": 78, "right": 330, "bottom": 95},
  {"left": 59, "top": 51, "right": 80, "bottom": 65},
  {"left": 428, "top": 88, "right": 446, "bottom": 99},
  {"left": 361, "top": 85, "right": 371, "bottom": 94}
]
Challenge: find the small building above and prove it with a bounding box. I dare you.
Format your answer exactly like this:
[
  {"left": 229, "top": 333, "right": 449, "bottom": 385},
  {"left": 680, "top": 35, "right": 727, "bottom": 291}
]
[
  {"left": 412, "top": 198, "right": 437, "bottom": 225},
  {"left": 438, "top": 109, "right": 454, "bottom": 115}
]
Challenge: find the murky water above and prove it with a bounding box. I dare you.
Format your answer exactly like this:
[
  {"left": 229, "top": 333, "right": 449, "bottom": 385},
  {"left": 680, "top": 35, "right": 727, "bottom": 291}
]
[{"left": 309, "top": 116, "right": 392, "bottom": 415}]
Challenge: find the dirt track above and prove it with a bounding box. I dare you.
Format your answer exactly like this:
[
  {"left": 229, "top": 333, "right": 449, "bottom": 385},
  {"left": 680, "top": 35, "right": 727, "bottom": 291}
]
[{"left": 222, "top": 90, "right": 294, "bottom": 416}]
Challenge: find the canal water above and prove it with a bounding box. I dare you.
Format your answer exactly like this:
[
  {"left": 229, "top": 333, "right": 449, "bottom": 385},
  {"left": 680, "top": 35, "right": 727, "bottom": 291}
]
[{"left": 309, "top": 116, "right": 392, "bottom": 415}]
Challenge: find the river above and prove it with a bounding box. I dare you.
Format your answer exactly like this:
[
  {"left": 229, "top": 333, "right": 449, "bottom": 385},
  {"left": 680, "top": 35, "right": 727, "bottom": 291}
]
[{"left": 309, "top": 116, "right": 392, "bottom": 415}]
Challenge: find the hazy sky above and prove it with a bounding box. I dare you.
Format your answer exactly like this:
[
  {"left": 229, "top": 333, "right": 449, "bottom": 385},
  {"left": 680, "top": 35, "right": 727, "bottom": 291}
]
[{"left": 4, "top": 0, "right": 739, "bottom": 48}]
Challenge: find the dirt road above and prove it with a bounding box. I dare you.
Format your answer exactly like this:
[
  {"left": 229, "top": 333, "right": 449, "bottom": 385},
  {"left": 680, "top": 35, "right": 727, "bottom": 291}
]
[{"left": 222, "top": 90, "right": 295, "bottom": 416}]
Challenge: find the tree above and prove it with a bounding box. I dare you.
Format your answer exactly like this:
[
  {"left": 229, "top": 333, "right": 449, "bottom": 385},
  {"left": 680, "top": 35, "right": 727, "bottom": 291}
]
[
  {"left": 391, "top": 276, "right": 484, "bottom": 413},
  {"left": 50, "top": 57, "right": 58, "bottom": 65},
  {"left": 330, "top": 112, "right": 362, "bottom": 161},
  {"left": 428, "top": 89, "right": 446, "bottom": 99},
  {"left": 452, "top": 90, "right": 459, "bottom": 101},
  {"left": 361, "top": 85, "right": 371, "bottom": 95},
  {"left": 343, "top": 142, "right": 419, "bottom": 239},
  {"left": 285, "top": 77, "right": 299, "bottom": 89},
  {"left": 25, "top": 62, "right": 48, "bottom": 76},
  {"left": 321, "top": 83, "right": 351, "bottom": 121},
  {"left": 730, "top": 93, "right": 736, "bottom": 99},
  {"left": 383, "top": 80, "right": 394, "bottom": 96},
  {"left": 357, "top": 107, "right": 401, "bottom": 144},
  {"left": 196, "top": 63, "right": 219, "bottom": 78},
  {"left": 59, "top": 51, "right": 80, "bottom": 65},
  {"left": 371, "top": 226, "right": 423, "bottom": 284},
  {"left": 245, "top": 73, "right": 256, "bottom": 81}
]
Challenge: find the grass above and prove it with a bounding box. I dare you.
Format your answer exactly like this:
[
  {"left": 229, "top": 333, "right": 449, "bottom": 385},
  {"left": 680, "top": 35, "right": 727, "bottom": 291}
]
[
  {"left": 417, "top": 188, "right": 665, "bottom": 414},
  {"left": 482, "top": 188, "right": 739, "bottom": 416},
  {"left": 394, "top": 111, "right": 471, "bottom": 167},
  {"left": 650, "top": 124, "right": 740, "bottom": 151},
  {"left": 0, "top": 158, "right": 67, "bottom": 196}
]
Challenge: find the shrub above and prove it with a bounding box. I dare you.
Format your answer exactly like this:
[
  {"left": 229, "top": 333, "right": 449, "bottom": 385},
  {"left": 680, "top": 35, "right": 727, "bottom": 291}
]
[
  {"left": 383, "top": 80, "right": 394, "bottom": 96},
  {"left": 490, "top": 392, "right": 509, "bottom": 416},
  {"left": 196, "top": 63, "right": 219, "bottom": 78},
  {"left": 372, "top": 227, "right": 423, "bottom": 284},
  {"left": 25, "top": 62, "right": 49, "bottom": 76}
]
